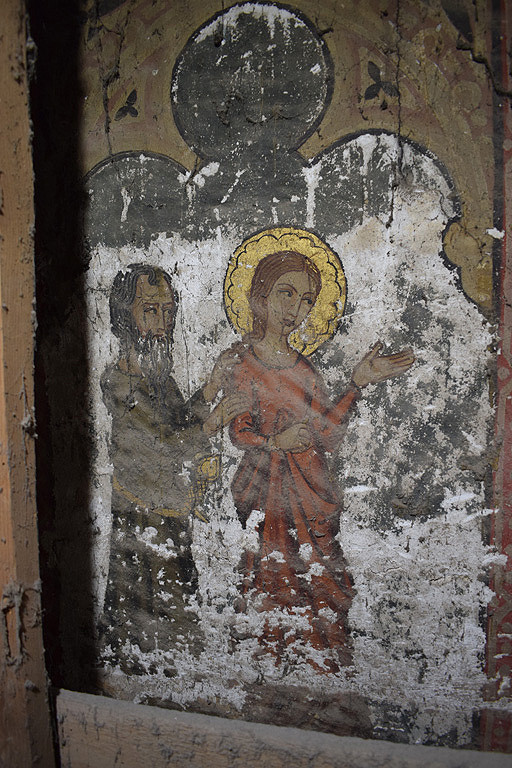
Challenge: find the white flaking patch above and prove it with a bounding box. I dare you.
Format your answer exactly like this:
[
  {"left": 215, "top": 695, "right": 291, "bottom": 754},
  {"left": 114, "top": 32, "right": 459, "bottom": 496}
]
[
  {"left": 194, "top": 4, "right": 299, "bottom": 44},
  {"left": 140, "top": 527, "right": 178, "bottom": 559},
  {"left": 486, "top": 227, "right": 505, "bottom": 239},
  {"left": 120, "top": 187, "right": 131, "bottom": 222}
]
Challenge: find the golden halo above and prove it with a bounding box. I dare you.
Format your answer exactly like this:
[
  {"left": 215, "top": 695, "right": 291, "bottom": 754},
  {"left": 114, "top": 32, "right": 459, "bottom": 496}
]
[{"left": 224, "top": 228, "right": 346, "bottom": 356}]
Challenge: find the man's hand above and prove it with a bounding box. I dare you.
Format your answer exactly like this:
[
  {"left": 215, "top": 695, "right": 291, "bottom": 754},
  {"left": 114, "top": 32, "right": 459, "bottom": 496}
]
[
  {"left": 203, "top": 392, "right": 250, "bottom": 436},
  {"left": 203, "top": 342, "right": 246, "bottom": 403},
  {"left": 274, "top": 422, "right": 312, "bottom": 453},
  {"left": 351, "top": 342, "right": 415, "bottom": 388}
]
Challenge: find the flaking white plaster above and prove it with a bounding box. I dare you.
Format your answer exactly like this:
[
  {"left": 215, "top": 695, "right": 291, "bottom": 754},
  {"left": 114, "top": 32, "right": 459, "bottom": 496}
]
[{"left": 69, "top": 136, "right": 501, "bottom": 746}]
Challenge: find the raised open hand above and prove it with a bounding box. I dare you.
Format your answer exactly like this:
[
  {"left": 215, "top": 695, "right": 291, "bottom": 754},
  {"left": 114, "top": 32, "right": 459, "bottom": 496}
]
[{"left": 351, "top": 342, "right": 415, "bottom": 388}]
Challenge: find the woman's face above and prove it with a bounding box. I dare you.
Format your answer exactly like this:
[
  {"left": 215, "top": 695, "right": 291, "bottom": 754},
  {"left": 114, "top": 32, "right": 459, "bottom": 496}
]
[{"left": 264, "top": 270, "right": 317, "bottom": 336}]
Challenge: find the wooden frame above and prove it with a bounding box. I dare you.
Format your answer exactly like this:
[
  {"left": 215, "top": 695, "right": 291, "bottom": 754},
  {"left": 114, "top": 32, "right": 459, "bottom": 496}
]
[
  {"left": 55, "top": 689, "right": 512, "bottom": 768},
  {"left": 0, "top": 1, "right": 55, "bottom": 765},
  {"left": 2, "top": 1, "right": 512, "bottom": 765},
  {"left": 481, "top": 0, "right": 512, "bottom": 752}
]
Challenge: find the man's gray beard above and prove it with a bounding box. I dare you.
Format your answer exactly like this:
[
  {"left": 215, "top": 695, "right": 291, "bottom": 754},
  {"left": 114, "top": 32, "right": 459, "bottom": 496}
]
[{"left": 135, "top": 332, "right": 173, "bottom": 387}]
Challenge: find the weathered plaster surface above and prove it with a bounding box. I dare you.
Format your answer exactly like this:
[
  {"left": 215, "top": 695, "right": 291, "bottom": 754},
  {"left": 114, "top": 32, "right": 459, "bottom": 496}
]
[
  {"left": 40, "top": 0, "right": 512, "bottom": 751},
  {"left": 73, "top": 171, "right": 496, "bottom": 745}
]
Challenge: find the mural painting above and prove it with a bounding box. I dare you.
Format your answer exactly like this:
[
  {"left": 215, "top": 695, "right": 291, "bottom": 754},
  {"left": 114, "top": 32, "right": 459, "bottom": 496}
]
[
  {"left": 39, "top": 0, "right": 512, "bottom": 751},
  {"left": 223, "top": 232, "right": 413, "bottom": 676},
  {"left": 99, "top": 263, "right": 245, "bottom": 669}
]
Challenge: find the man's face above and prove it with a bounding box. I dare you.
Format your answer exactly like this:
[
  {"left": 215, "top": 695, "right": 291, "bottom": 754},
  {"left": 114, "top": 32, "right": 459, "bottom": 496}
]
[
  {"left": 130, "top": 274, "right": 176, "bottom": 384},
  {"left": 132, "top": 274, "right": 176, "bottom": 340}
]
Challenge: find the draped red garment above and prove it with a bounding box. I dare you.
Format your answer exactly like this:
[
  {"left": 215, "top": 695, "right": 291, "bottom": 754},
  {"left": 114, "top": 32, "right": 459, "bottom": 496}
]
[{"left": 229, "top": 348, "right": 360, "bottom": 672}]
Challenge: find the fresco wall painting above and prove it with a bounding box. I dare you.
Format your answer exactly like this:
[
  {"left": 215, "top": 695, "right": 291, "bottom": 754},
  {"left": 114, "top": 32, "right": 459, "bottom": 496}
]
[{"left": 39, "top": 0, "right": 512, "bottom": 752}]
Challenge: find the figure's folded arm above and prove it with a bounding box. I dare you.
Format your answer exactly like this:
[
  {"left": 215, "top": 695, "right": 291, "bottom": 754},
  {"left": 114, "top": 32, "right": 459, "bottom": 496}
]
[
  {"left": 310, "top": 379, "right": 361, "bottom": 451},
  {"left": 225, "top": 358, "right": 267, "bottom": 449},
  {"left": 229, "top": 411, "right": 267, "bottom": 449}
]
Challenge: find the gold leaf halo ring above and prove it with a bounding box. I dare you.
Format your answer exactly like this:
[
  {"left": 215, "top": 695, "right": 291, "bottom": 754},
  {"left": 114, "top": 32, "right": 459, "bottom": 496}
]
[{"left": 224, "top": 227, "right": 347, "bottom": 356}]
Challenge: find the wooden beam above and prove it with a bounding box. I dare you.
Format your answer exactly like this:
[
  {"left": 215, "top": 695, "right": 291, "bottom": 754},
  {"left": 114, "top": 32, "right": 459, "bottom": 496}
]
[
  {"left": 56, "top": 689, "right": 511, "bottom": 768},
  {"left": 0, "top": 1, "right": 55, "bottom": 765}
]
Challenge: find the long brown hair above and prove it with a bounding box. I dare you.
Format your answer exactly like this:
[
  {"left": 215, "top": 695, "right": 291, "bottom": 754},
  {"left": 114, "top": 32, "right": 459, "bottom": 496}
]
[{"left": 247, "top": 251, "right": 321, "bottom": 340}]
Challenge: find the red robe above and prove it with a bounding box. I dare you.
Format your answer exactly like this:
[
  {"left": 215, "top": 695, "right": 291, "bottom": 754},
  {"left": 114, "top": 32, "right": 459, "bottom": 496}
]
[{"left": 229, "top": 347, "right": 360, "bottom": 672}]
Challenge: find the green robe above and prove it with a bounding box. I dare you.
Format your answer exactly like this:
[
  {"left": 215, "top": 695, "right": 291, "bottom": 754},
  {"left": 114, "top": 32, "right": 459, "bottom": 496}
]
[{"left": 100, "top": 365, "right": 211, "bottom": 672}]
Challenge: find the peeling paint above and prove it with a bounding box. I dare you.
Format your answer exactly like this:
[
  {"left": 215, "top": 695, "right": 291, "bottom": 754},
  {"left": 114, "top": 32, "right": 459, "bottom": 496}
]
[{"left": 41, "top": 0, "right": 512, "bottom": 752}]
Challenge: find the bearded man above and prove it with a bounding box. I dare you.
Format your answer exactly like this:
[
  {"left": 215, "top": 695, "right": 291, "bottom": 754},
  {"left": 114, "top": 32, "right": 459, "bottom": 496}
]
[{"left": 100, "top": 264, "right": 243, "bottom": 673}]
